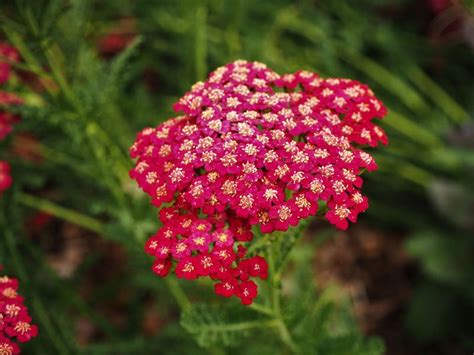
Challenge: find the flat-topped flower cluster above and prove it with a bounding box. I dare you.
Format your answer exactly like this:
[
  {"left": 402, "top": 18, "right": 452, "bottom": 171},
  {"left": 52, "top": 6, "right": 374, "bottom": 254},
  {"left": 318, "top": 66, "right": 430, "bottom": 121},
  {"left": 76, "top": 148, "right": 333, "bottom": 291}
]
[
  {"left": 0, "top": 273, "right": 38, "bottom": 354},
  {"left": 130, "top": 60, "right": 387, "bottom": 304}
]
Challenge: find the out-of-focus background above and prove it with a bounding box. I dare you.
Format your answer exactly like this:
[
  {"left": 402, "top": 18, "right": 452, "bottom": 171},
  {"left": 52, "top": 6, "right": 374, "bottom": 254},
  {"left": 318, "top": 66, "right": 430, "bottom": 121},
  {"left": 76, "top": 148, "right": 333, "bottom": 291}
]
[{"left": 1, "top": 0, "right": 473, "bottom": 354}]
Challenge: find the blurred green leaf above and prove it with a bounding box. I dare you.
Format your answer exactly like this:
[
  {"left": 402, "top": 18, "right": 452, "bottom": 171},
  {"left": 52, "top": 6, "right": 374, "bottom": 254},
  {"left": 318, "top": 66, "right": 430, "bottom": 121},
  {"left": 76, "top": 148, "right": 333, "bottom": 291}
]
[
  {"left": 406, "top": 232, "right": 474, "bottom": 285},
  {"left": 428, "top": 180, "right": 474, "bottom": 230}
]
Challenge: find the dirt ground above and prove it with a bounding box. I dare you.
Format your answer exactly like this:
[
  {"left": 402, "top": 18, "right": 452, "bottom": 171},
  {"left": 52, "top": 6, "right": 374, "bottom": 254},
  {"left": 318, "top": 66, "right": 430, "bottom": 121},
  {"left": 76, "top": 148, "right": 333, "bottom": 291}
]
[{"left": 313, "top": 225, "right": 465, "bottom": 355}]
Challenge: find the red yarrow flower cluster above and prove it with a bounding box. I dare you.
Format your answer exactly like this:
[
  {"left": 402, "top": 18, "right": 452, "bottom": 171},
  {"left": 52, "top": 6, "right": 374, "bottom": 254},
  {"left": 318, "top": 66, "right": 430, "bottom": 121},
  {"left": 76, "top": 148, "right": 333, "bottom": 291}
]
[
  {"left": 0, "top": 42, "right": 22, "bottom": 196},
  {"left": 130, "top": 60, "right": 387, "bottom": 304},
  {"left": 0, "top": 272, "right": 38, "bottom": 354}
]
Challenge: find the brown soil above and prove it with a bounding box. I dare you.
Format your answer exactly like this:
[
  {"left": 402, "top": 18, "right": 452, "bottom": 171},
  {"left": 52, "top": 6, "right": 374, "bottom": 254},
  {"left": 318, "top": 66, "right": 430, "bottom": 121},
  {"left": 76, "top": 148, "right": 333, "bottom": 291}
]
[{"left": 314, "top": 224, "right": 465, "bottom": 355}]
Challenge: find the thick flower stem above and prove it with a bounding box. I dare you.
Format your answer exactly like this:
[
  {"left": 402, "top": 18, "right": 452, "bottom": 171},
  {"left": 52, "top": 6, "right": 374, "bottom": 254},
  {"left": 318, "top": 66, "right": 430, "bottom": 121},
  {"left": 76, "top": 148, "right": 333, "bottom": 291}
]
[
  {"left": 272, "top": 281, "right": 298, "bottom": 353},
  {"left": 165, "top": 278, "right": 191, "bottom": 310},
  {"left": 277, "top": 318, "right": 298, "bottom": 353},
  {"left": 268, "top": 243, "right": 299, "bottom": 353}
]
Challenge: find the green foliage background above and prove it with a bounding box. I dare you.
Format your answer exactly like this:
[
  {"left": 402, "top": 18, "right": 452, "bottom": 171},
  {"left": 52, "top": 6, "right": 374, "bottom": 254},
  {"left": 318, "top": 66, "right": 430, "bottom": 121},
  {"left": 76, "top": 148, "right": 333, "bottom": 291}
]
[{"left": 0, "top": 0, "right": 473, "bottom": 353}]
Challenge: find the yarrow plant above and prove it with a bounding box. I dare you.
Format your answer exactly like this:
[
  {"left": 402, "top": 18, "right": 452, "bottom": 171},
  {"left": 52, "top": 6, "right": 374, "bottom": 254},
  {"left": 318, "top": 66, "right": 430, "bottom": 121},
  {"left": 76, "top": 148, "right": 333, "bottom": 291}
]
[
  {"left": 0, "top": 42, "right": 22, "bottom": 196},
  {"left": 130, "top": 60, "right": 387, "bottom": 305},
  {"left": 0, "top": 269, "right": 38, "bottom": 354}
]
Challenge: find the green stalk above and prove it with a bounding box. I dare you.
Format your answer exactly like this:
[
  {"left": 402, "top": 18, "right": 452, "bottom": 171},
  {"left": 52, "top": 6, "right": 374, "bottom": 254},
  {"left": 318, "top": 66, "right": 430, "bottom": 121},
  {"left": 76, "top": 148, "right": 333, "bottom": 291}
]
[
  {"left": 246, "top": 232, "right": 271, "bottom": 255},
  {"left": 40, "top": 38, "right": 131, "bottom": 204},
  {"left": 249, "top": 302, "right": 274, "bottom": 316},
  {"left": 35, "top": 143, "right": 97, "bottom": 179},
  {"left": 0, "top": 54, "right": 53, "bottom": 80},
  {"left": 165, "top": 278, "right": 191, "bottom": 310},
  {"left": 18, "top": 192, "right": 105, "bottom": 235},
  {"left": 268, "top": 241, "right": 299, "bottom": 353},
  {"left": 337, "top": 50, "right": 431, "bottom": 115},
  {"left": 198, "top": 319, "right": 280, "bottom": 333},
  {"left": 397, "top": 163, "right": 433, "bottom": 187},
  {"left": 383, "top": 109, "right": 444, "bottom": 148},
  {"left": 1, "top": 28, "right": 57, "bottom": 97},
  {"left": 42, "top": 43, "right": 81, "bottom": 111},
  {"left": 406, "top": 65, "right": 469, "bottom": 124}
]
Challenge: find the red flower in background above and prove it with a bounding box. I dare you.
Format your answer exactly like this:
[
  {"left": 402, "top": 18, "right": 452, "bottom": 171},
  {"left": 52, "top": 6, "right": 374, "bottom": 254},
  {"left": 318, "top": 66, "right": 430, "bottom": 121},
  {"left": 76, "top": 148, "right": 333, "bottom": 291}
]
[
  {"left": 0, "top": 44, "right": 20, "bottom": 85},
  {"left": 0, "top": 43, "right": 22, "bottom": 144},
  {"left": 0, "top": 42, "right": 24, "bottom": 196},
  {"left": 0, "top": 271, "right": 38, "bottom": 353},
  {"left": 0, "top": 92, "right": 22, "bottom": 106},
  {"left": 0, "top": 161, "right": 12, "bottom": 194},
  {"left": 0, "top": 112, "right": 20, "bottom": 141},
  {"left": 97, "top": 17, "right": 136, "bottom": 59},
  {"left": 10, "top": 133, "right": 43, "bottom": 164},
  {"left": 425, "top": 0, "right": 474, "bottom": 49},
  {"left": 130, "top": 60, "right": 387, "bottom": 304}
]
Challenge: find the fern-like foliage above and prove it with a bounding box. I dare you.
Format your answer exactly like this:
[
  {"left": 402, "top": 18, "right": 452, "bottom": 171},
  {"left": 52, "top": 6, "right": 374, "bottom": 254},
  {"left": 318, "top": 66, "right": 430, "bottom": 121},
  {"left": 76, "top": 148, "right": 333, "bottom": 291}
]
[{"left": 181, "top": 303, "right": 271, "bottom": 347}]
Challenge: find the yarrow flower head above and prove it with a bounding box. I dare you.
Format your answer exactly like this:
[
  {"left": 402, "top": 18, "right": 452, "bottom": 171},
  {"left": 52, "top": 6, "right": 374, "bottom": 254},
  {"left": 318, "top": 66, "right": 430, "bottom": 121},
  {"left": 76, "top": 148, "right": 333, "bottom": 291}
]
[
  {"left": 130, "top": 60, "right": 387, "bottom": 305},
  {"left": 0, "top": 269, "right": 38, "bottom": 354}
]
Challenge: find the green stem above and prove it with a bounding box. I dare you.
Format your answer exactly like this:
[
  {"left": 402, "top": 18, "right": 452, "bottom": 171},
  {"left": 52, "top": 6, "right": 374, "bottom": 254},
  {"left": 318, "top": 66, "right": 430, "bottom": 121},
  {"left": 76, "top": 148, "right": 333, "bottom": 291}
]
[
  {"left": 397, "top": 163, "right": 433, "bottom": 187},
  {"left": 406, "top": 65, "right": 469, "bottom": 124},
  {"left": 1, "top": 28, "right": 58, "bottom": 97},
  {"left": 198, "top": 319, "right": 280, "bottom": 333},
  {"left": 277, "top": 319, "right": 298, "bottom": 353},
  {"left": 17, "top": 192, "right": 105, "bottom": 235},
  {"left": 35, "top": 142, "right": 98, "bottom": 179},
  {"left": 0, "top": 54, "right": 53, "bottom": 81},
  {"left": 41, "top": 38, "right": 131, "bottom": 205},
  {"left": 246, "top": 232, "right": 271, "bottom": 255},
  {"left": 249, "top": 302, "right": 274, "bottom": 316},
  {"left": 268, "top": 240, "right": 299, "bottom": 353},
  {"left": 273, "top": 282, "right": 298, "bottom": 353},
  {"left": 337, "top": 49, "right": 431, "bottom": 115},
  {"left": 31, "top": 297, "right": 73, "bottom": 354},
  {"left": 165, "top": 278, "right": 191, "bottom": 310},
  {"left": 383, "top": 109, "right": 443, "bottom": 148},
  {"left": 42, "top": 43, "right": 80, "bottom": 111}
]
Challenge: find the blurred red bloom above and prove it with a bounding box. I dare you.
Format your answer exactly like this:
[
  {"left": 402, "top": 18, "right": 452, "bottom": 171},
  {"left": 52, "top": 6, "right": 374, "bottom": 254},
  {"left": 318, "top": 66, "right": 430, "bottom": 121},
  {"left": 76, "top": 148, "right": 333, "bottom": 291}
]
[
  {"left": 97, "top": 17, "right": 136, "bottom": 58},
  {"left": 0, "top": 43, "right": 20, "bottom": 85},
  {"left": 0, "top": 161, "right": 12, "bottom": 194}
]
